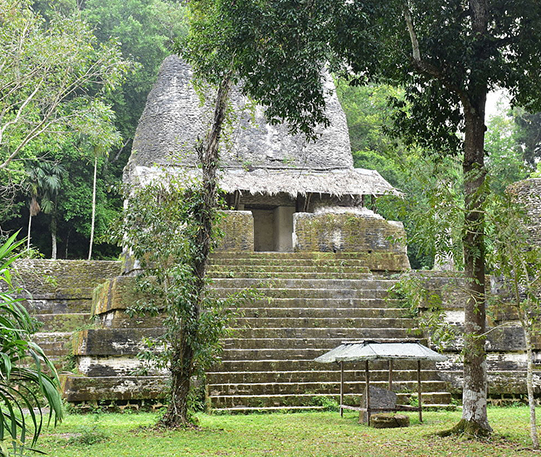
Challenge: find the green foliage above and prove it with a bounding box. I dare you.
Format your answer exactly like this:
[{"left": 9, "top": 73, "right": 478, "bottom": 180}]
[
  {"left": 514, "top": 109, "right": 541, "bottom": 166},
  {"left": 309, "top": 396, "right": 339, "bottom": 412},
  {"left": 375, "top": 154, "right": 464, "bottom": 270},
  {"left": 336, "top": 82, "right": 404, "bottom": 159},
  {"left": 0, "top": 0, "right": 129, "bottom": 173},
  {"left": 67, "top": 414, "right": 109, "bottom": 446},
  {"left": 117, "top": 176, "right": 246, "bottom": 424},
  {"left": 0, "top": 233, "right": 63, "bottom": 456},
  {"left": 485, "top": 106, "right": 532, "bottom": 196},
  {"left": 388, "top": 273, "right": 455, "bottom": 352},
  {"left": 82, "top": 0, "right": 187, "bottom": 140}
]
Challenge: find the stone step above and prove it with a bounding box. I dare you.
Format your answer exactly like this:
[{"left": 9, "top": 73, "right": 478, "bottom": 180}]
[
  {"left": 31, "top": 332, "right": 73, "bottom": 357},
  {"left": 34, "top": 313, "right": 93, "bottom": 332},
  {"left": 24, "top": 298, "right": 92, "bottom": 315},
  {"left": 211, "top": 406, "right": 326, "bottom": 413},
  {"left": 213, "top": 287, "right": 392, "bottom": 300},
  {"left": 96, "top": 311, "right": 166, "bottom": 329},
  {"left": 210, "top": 252, "right": 383, "bottom": 261},
  {"left": 221, "top": 342, "right": 430, "bottom": 361},
  {"left": 207, "top": 369, "right": 446, "bottom": 384},
  {"left": 238, "top": 307, "right": 406, "bottom": 319},
  {"left": 236, "top": 297, "right": 401, "bottom": 309},
  {"left": 75, "top": 355, "right": 166, "bottom": 377},
  {"left": 209, "top": 380, "right": 448, "bottom": 397},
  {"left": 228, "top": 327, "right": 422, "bottom": 341},
  {"left": 208, "top": 264, "right": 371, "bottom": 273},
  {"left": 72, "top": 328, "right": 164, "bottom": 356},
  {"left": 61, "top": 375, "right": 167, "bottom": 402},
  {"left": 211, "top": 271, "right": 373, "bottom": 280},
  {"left": 211, "top": 359, "right": 437, "bottom": 373},
  {"left": 223, "top": 334, "right": 416, "bottom": 350},
  {"left": 209, "top": 254, "right": 374, "bottom": 265},
  {"left": 231, "top": 317, "right": 416, "bottom": 329},
  {"left": 209, "top": 391, "right": 452, "bottom": 409},
  {"left": 211, "top": 278, "right": 397, "bottom": 290}
]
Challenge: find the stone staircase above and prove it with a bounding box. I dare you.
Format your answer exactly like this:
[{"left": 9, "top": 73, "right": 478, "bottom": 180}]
[
  {"left": 22, "top": 255, "right": 452, "bottom": 410},
  {"left": 206, "top": 252, "right": 452, "bottom": 412},
  {"left": 11, "top": 260, "right": 122, "bottom": 371}
]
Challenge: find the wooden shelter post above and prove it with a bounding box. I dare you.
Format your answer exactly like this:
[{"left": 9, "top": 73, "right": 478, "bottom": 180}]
[
  {"left": 365, "top": 360, "right": 371, "bottom": 424},
  {"left": 417, "top": 360, "right": 423, "bottom": 422},
  {"left": 340, "top": 361, "right": 344, "bottom": 418}
]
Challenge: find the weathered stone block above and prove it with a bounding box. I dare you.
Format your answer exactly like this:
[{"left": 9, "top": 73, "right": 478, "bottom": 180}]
[
  {"left": 72, "top": 328, "right": 164, "bottom": 356},
  {"left": 370, "top": 413, "right": 410, "bottom": 428},
  {"left": 360, "top": 386, "right": 397, "bottom": 423},
  {"left": 215, "top": 210, "right": 254, "bottom": 251},
  {"left": 11, "top": 260, "right": 121, "bottom": 298},
  {"left": 61, "top": 375, "right": 168, "bottom": 402},
  {"left": 92, "top": 276, "right": 142, "bottom": 315},
  {"left": 293, "top": 212, "right": 409, "bottom": 271}
]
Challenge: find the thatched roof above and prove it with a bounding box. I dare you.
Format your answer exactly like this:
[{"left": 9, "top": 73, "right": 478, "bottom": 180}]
[
  {"left": 125, "top": 55, "right": 398, "bottom": 198},
  {"left": 130, "top": 166, "right": 398, "bottom": 197}
]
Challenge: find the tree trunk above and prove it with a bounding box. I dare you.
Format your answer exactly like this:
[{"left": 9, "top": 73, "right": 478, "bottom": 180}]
[
  {"left": 51, "top": 212, "right": 57, "bottom": 260},
  {"left": 88, "top": 155, "right": 98, "bottom": 260},
  {"left": 455, "top": 0, "right": 492, "bottom": 436},
  {"left": 160, "top": 76, "right": 231, "bottom": 428},
  {"left": 27, "top": 214, "right": 32, "bottom": 251},
  {"left": 454, "top": 98, "right": 491, "bottom": 436},
  {"left": 524, "top": 322, "right": 539, "bottom": 448},
  {"left": 161, "top": 332, "right": 193, "bottom": 427}
]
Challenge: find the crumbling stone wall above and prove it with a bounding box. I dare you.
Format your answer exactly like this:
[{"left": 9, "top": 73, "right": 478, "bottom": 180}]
[
  {"left": 215, "top": 210, "right": 254, "bottom": 251},
  {"left": 4, "top": 260, "right": 122, "bottom": 372},
  {"left": 412, "top": 270, "right": 541, "bottom": 400},
  {"left": 507, "top": 178, "right": 541, "bottom": 246},
  {"left": 11, "top": 259, "right": 121, "bottom": 299},
  {"left": 293, "top": 210, "right": 410, "bottom": 271}
]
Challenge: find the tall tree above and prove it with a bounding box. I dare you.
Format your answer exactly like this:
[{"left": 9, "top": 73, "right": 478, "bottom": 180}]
[
  {"left": 0, "top": 0, "right": 129, "bottom": 248},
  {"left": 120, "top": 77, "right": 233, "bottom": 427},
  {"left": 183, "top": 0, "right": 541, "bottom": 435},
  {"left": 0, "top": 0, "right": 127, "bottom": 172}
]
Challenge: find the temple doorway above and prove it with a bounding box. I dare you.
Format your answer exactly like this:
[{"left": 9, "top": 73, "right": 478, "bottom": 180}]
[{"left": 250, "top": 206, "right": 295, "bottom": 252}]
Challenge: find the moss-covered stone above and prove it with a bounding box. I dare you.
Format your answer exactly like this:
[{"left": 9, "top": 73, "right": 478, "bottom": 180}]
[
  {"left": 92, "top": 276, "right": 143, "bottom": 315},
  {"left": 216, "top": 210, "right": 254, "bottom": 251},
  {"left": 60, "top": 375, "right": 167, "bottom": 402},
  {"left": 293, "top": 213, "right": 410, "bottom": 271},
  {"left": 11, "top": 259, "right": 121, "bottom": 298}
]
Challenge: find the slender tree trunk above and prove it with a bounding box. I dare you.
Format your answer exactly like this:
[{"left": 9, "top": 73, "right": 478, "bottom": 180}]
[
  {"left": 456, "top": 0, "right": 491, "bottom": 436},
  {"left": 524, "top": 324, "right": 539, "bottom": 449},
  {"left": 51, "top": 212, "right": 57, "bottom": 260},
  {"left": 65, "top": 228, "right": 71, "bottom": 259},
  {"left": 27, "top": 214, "right": 32, "bottom": 251},
  {"left": 88, "top": 155, "right": 98, "bottom": 260},
  {"left": 160, "top": 76, "right": 231, "bottom": 428}
]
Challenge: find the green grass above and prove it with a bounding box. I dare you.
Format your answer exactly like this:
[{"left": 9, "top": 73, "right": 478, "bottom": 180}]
[{"left": 38, "top": 407, "right": 540, "bottom": 456}]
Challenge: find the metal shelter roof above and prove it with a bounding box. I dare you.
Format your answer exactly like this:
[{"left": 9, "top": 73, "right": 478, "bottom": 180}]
[{"left": 314, "top": 340, "right": 447, "bottom": 364}]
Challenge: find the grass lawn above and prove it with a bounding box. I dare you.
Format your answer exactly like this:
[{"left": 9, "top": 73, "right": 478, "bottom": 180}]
[{"left": 38, "top": 407, "right": 540, "bottom": 456}]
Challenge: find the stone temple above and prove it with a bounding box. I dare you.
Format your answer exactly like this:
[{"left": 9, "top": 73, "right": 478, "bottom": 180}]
[
  {"left": 14, "top": 56, "right": 536, "bottom": 410},
  {"left": 124, "top": 55, "right": 408, "bottom": 261}
]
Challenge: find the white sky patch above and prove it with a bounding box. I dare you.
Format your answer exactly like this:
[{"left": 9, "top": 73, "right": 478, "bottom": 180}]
[{"left": 486, "top": 89, "right": 510, "bottom": 119}]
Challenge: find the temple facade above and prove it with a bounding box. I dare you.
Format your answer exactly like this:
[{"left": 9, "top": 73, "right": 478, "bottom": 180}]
[{"left": 124, "top": 55, "right": 408, "bottom": 269}]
